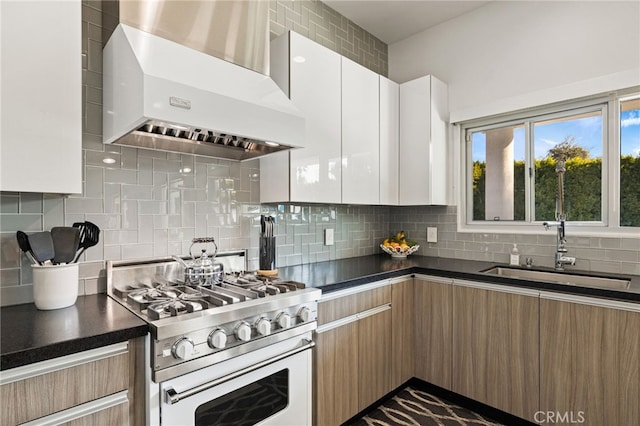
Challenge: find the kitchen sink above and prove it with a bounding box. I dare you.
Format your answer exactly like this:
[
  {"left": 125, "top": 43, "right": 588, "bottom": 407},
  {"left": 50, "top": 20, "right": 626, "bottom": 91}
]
[{"left": 482, "top": 266, "right": 631, "bottom": 290}]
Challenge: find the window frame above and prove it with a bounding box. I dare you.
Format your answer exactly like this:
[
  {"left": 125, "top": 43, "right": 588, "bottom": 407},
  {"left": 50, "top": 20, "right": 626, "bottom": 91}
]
[
  {"left": 617, "top": 93, "right": 640, "bottom": 228},
  {"left": 457, "top": 88, "right": 639, "bottom": 237}
]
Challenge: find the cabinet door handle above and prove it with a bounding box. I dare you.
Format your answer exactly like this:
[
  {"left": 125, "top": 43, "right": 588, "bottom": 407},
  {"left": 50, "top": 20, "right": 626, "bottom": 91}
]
[
  {"left": 20, "top": 391, "right": 128, "bottom": 426},
  {"left": 316, "top": 303, "right": 392, "bottom": 333}
]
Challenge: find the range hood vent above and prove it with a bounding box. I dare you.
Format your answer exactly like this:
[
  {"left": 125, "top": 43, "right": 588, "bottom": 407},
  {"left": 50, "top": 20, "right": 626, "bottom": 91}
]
[
  {"left": 103, "top": 20, "right": 305, "bottom": 161},
  {"left": 117, "top": 120, "right": 290, "bottom": 161}
]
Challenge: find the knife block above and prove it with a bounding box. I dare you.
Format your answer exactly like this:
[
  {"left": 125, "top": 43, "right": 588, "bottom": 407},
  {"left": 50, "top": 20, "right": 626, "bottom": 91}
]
[{"left": 259, "top": 236, "right": 276, "bottom": 271}]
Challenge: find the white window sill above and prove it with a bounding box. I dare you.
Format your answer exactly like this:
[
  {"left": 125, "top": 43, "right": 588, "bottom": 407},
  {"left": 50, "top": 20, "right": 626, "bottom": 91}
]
[{"left": 457, "top": 219, "right": 640, "bottom": 239}]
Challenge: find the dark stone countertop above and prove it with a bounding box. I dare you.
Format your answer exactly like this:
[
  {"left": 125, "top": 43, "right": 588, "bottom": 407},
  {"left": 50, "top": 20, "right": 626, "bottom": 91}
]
[
  {"left": 275, "top": 254, "right": 640, "bottom": 303},
  {"left": 2, "top": 255, "right": 638, "bottom": 371},
  {"left": 1, "top": 294, "right": 148, "bottom": 371}
]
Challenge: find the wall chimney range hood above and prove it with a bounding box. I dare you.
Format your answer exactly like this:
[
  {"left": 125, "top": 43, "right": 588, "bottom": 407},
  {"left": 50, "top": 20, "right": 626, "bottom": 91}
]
[{"left": 103, "top": 2, "right": 304, "bottom": 161}]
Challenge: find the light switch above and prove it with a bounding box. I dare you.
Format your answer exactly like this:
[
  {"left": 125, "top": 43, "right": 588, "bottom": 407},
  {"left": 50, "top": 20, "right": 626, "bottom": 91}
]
[
  {"left": 427, "top": 227, "right": 438, "bottom": 243},
  {"left": 325, "top": 228, "right": 334, "bottom": 246}
]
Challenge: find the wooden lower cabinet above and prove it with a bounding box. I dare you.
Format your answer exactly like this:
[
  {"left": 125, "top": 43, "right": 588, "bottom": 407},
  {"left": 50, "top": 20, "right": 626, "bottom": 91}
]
[
  {"left": 540, "top": 297, "right": 640, "bottom": 426},
  {"left": 314, "top": 321, "right": 359, "bottom": 426},
  {"left": 0, "top": 338, "right": 144, "bottom": 426},
  {"left": 314, "top": 276, "right": 640, "bottom": 426},
  {"left": 452, "top": 283, "right": 539, "bottom": 422},
  {"left": 358, "top": 309, "right": 392, "bottom": 410},
  {"left": 314, "top": 283, "right": 393, "bottom": 426},
  {"left": 314, "top": 308, "right": 392, "bottom": 426},
  {"left": 391, "top": 278, "right": 414, "bottom": 389},
  {"left": 414, "top": 277, "right": 452, "bottom": 389}
]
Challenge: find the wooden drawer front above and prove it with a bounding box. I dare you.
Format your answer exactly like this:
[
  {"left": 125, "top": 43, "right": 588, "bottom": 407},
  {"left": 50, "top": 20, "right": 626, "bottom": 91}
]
[
  {"left": 1, "top": 352, "right": 129, "bottom": 425},
  {"left": 314, "top": 321, "right": 359, "bottom": 426},
  {"left": 318, "top": 285, "right": 391, "bottom": 325},
  {"left": 64, "top": 400, "right": 129, "bottom": 426}
]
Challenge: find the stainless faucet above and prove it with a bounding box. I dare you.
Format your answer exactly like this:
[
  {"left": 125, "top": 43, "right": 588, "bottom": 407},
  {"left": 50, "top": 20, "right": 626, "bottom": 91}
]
[
  {"left": 543, "top": 159, "right": 576, "bottom": 270},
  {"left": 543, "top": 219, "right": 576, "bottom": 270}
]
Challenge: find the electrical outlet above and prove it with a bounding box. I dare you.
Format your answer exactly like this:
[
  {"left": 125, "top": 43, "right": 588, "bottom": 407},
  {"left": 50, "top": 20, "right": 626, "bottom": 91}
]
[
  {"left": 325, "top": 228, "right": 334, "bottom": 246},
  {"left": 427, "top": 227, "right": 438, "bottom": 243}
]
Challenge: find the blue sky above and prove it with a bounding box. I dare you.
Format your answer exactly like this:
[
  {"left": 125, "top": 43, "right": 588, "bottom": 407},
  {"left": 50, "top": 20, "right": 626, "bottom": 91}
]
[
  {"left": 621, "top": 109, "right": 640, "bottom": 156},
  {"left": 472, "top": 109, "right": 640, "bottom": 161}
]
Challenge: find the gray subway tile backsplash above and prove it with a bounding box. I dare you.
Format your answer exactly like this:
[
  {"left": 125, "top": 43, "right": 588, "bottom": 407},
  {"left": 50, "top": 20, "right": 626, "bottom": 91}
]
[
  {"left": 0, "top": 195, "right": 19, "bottom": 214},
  {"left": 590, "top": 237, "right": 622, "bottom": 249},
  {"left": 604, "top": 249, "right": 639, "bottom": 263},
  {"left": 1, "top": 215, "right": 42, "bottom": 233},
  {"left": 621, "top": 238, "right": 640, "bottom": 250},
  {"left": 1, "top": 269, "right": 20, "bottom": 288},
  {"left": 105, "top": 168, "right": 138, "bottom": 185}
]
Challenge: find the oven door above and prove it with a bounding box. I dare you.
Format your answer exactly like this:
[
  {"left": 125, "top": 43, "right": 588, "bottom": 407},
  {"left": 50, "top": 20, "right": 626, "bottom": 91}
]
[{"left": 159, "top": 337, "right": 313, "bottom": 426}]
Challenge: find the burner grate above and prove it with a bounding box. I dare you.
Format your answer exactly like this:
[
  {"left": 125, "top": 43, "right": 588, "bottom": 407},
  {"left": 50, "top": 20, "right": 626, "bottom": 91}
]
[
  {"left": 147, "top": 298, "right": 212, "bottom": 320},
  {"left": 111, "top": 270, "right": 307, "bottom": 321}
]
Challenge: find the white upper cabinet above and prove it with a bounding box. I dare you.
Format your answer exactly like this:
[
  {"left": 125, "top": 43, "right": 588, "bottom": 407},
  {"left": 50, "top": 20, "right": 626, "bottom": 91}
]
[
  {"left": 261, "top": 31, "right": 342, "bottom": 204},
  {"left": 262, "top": 32, "right": 445, "bottom": 208},
  {"left": 0, "top": 0, "right": 82, "bottom": 194},
  {"left": 379, "top": 76, "right": 399, "bottom": 205},
  {"left": 341, "top": 57, "right": 380, "bottom": 205},
  {"left": 399, "top": 75, "right": 448, "bottom": 205}
]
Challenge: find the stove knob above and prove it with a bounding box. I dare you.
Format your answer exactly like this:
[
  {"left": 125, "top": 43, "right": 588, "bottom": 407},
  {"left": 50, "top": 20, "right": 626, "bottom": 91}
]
[
  {"left": 208, "top": 329, "right": 227, "bottom": 349},
  {"left": 256, "top": 318, "right": 272, "bottom": 336},
  {"left": 298, "top": 306, "right": 313, "bottom": 323},
  {"left": 276, "top": 312, "right": 292, "bottom": 329},
  {"left": 235, "top": 322, "right": 252, "bottom": 342},
  {"left": 172, "top": 338, "right": 195, "bottom": 360}
]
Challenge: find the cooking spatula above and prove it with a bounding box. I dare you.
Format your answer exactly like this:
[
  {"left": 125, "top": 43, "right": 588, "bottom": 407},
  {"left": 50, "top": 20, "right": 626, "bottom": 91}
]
[
  {"left": 72, "top": 221, "right": 100, "bottom": 263},
  {"left": 28, "top": 231, "right": 55, "bottom": 265},
  {"left": 16, "top": 231, "right": 39, "bottom": 265},
  {"left": 51, "top": 226, "right": 80, "bottom": 264}
]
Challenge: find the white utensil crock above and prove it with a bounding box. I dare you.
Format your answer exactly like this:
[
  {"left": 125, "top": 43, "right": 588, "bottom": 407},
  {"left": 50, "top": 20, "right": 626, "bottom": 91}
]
[{"left": 32, "top": 263, "right": 79, "bottom": 310}]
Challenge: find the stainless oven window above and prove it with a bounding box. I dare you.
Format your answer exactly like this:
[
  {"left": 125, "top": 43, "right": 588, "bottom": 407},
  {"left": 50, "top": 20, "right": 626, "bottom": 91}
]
[{"left": 194, "top": 369, "right": 289, "bottom": 426}]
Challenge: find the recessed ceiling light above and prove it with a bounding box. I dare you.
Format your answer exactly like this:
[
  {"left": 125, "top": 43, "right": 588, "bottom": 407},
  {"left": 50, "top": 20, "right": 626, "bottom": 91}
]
[
  {"left": 180, "top": 167, "right": 192, "bottom": 174},
  {"left": 102, "top": 157, "right": 116, "bottom": 164},
  {"left": 293, "top": 56, "right": 306, "bottom": 63},
  {"left": 265, "top": 141, "right": 280, "bottom": 147}
]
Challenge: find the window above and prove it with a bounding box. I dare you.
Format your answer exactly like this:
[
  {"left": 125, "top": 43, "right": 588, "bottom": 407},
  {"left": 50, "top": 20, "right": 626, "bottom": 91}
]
[
  {"left": 470, "top": 123, "right": 525, "bottom": 221},
  {"left": 532, "top": 109, "right": 603, "bottom": 223},
  {"left": 620, "top": 96, "right": 640, "bottom": 227},
  {"left": 462, "top": 89, "right": 639, "bottom": 233}
]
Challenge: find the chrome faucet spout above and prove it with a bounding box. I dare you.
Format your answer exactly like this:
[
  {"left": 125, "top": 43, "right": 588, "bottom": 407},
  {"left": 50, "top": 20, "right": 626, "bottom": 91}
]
[
  {"left": 543, "top": 219, "right": 575, "bottom": 270},
  {"left": 543, "top": 221, "right": 561, "bottom": 231},
  {"left": 544, "top": 159, "right": 575, "bottom": 270}
]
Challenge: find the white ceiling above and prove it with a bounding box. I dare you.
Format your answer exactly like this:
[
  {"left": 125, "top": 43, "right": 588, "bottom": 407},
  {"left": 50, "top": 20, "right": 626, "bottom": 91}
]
[{"left": 323, "top": 1, "right": 491, "bottom": 45}]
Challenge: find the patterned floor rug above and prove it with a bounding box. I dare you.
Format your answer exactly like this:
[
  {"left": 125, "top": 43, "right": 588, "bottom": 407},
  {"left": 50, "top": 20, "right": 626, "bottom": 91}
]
[{"left": 347, "top": 387, "right": 504, "bottom": 426}]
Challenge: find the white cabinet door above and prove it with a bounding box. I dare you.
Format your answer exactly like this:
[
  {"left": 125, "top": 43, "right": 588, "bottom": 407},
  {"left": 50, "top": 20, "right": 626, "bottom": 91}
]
[
  {"left": 341, "top": 58, "right": 380, "bottom": 205},
  {"left": 379, "top": 76, "right": 399, "bottom": 205},
  {"left": 290, "top": 33, "right": 342, "bottom": 203},
  {"left": 261, "top": 32, "right": 342, "bottom": 204},
  {"left": 399, "top": 75, "right": 448, "bottom": 205},
  {"left": 0, "top": 0, "right": 82, "bottom": 194}
]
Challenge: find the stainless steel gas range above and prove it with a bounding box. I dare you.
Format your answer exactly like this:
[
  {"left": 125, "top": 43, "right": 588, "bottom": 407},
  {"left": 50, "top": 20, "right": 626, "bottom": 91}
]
[{"left": 106, "top": 248, "right": 320, "bottom": 426}]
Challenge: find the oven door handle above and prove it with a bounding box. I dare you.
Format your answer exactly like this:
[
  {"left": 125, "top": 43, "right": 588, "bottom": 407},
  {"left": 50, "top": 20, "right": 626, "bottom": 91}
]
[{"left": 164, "top": 338, "right": 315, "bottom": 405}]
